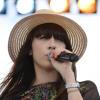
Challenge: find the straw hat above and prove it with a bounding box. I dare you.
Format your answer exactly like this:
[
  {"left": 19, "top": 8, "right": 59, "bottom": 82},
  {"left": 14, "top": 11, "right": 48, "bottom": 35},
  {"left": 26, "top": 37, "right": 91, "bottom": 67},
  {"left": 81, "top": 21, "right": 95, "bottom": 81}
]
[{"left": 8, "top": 9, "right": 87, "bottom": 62}]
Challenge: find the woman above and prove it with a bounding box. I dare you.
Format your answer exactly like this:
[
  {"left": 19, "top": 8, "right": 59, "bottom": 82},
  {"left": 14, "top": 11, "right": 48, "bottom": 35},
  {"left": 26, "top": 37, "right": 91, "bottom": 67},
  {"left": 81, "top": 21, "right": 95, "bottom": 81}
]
[{"left": 0, "top": 9, "right": 100, "bottom": 100}]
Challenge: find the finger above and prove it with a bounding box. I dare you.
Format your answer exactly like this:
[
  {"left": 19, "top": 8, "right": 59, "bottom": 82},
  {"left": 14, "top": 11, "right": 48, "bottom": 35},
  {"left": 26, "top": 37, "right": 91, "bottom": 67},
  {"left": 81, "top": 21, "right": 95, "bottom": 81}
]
[{"left": 63, "top": 49, "right": 73, "bottom": 54}]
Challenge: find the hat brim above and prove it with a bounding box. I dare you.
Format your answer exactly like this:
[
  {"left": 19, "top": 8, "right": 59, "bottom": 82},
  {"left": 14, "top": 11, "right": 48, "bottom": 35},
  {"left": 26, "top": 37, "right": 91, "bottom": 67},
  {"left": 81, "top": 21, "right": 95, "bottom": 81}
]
[{"left": 8, "top": 12, "right": 87, "bottom": 62}]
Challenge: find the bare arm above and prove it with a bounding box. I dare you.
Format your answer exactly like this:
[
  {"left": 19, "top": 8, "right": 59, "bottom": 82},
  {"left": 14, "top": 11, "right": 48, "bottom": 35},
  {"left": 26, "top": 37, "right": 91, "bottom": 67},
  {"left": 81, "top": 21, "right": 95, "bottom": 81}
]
[
  {"left": 65, "top": 68, "right": 83, "bottom": 100},
  {"left": 67, "top": 88, "right": 83, "bottom": 100}
]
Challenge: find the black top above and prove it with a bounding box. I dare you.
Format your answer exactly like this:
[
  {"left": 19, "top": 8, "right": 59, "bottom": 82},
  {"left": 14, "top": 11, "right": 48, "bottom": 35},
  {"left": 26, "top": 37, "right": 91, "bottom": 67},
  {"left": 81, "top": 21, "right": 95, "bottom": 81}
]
[{"left": 1, "top": 80, "right": 100, "bottom": 100}]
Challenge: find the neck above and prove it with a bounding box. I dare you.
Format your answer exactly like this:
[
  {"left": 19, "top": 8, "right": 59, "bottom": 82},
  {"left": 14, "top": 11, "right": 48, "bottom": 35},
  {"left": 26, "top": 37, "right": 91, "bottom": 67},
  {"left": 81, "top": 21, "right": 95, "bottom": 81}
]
[{"left": 33, "top": 64, "right": 59, "bottom": 85}]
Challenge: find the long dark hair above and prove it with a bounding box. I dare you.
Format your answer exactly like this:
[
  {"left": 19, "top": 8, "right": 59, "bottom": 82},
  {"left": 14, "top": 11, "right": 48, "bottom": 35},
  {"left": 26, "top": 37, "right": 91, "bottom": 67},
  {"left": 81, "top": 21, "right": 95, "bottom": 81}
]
[{"left": 0, "top": 23, "right": 76, "bottom": 99}]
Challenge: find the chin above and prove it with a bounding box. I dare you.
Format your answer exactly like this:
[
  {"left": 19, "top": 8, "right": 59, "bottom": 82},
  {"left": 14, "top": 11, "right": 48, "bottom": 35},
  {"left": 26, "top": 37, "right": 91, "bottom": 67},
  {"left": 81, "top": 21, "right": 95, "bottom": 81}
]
[{"left": 42, "top": 61, "right": 54, "bottom": 69}]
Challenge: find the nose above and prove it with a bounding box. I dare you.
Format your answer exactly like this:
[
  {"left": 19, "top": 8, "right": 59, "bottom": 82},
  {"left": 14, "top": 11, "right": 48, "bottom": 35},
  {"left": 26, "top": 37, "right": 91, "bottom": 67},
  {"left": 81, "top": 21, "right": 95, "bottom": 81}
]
[{"left": 48, "top": 37, "right": 56, "bottom": 50}]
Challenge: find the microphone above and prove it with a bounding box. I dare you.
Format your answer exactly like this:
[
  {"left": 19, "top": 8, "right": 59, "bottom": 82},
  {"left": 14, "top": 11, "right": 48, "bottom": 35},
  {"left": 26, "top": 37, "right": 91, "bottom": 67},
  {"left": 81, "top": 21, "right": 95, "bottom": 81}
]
[{"left": 48, "top": 51, "right": 79, "bottom": 62}]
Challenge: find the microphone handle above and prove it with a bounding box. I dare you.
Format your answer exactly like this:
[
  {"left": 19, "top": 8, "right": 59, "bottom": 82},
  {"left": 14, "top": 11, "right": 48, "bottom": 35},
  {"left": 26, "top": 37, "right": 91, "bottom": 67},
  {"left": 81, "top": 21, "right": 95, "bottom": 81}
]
[{"left": 55, "top": 51, "right": 79, "bottom": 62}]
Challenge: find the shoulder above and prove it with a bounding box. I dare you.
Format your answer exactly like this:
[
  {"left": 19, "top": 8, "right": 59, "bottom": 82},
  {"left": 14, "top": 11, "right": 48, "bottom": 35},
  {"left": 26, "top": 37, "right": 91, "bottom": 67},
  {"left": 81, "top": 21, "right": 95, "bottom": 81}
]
[
  {"left": 79, "top": 80, "right": 97, "bottom": 92},
  {"left": 79, "top": 80, "right": 100, "bottom": 100}
]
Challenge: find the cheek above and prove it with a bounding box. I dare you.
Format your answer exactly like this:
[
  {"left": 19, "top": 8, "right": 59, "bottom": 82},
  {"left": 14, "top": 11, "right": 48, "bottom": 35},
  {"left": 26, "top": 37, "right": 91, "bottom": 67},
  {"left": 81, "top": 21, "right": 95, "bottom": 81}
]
[
  {"left": 32, "top": 41, "right": 46, "bottom": 61},
  {"left": 32, "top": 44, "right": 51, "bottom": 68},
  {"left": 56, "top": 43, "right": 66, "bottom": 49},
  {"left": 32, "top": 45, "right": 42, "bottom": 60}
]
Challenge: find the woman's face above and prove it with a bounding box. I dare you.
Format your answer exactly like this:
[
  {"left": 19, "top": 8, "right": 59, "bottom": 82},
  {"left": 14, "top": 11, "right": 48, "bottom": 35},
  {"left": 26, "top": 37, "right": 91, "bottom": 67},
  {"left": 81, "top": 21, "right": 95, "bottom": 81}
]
[{"left": 32, "top": 36, "right": 66, "bottom": 69}]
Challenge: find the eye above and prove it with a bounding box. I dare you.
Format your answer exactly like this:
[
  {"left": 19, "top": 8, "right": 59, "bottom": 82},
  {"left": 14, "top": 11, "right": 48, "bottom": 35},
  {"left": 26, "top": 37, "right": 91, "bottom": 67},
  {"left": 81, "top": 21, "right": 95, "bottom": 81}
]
[
  {"left": 39, "top": 35, "right": 50, "bottom": 40},
  {"left": 40, "top": 36, "right": 46, "bottom": 39}
]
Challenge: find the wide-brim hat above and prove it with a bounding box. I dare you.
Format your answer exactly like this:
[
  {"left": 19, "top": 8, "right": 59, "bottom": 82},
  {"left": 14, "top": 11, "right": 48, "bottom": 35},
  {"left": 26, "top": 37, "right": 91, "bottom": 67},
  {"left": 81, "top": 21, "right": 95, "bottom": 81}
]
[{"left": 8, "top": 9, "right": 87, "bottom": 62}]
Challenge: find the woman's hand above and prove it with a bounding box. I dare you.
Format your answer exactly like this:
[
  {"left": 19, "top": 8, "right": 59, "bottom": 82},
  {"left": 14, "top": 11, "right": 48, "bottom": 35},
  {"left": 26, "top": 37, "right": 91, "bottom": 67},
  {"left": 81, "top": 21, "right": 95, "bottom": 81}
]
[{"left": 49, "top": 48, "right": 76, "bottom": 83}]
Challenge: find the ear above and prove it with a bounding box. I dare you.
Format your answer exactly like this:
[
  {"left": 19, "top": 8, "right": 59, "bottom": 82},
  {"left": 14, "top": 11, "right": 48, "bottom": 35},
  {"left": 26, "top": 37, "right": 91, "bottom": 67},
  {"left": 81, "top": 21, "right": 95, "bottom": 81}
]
[{"left": 29, "top": 50, "right": 32, "bottom": 55}]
